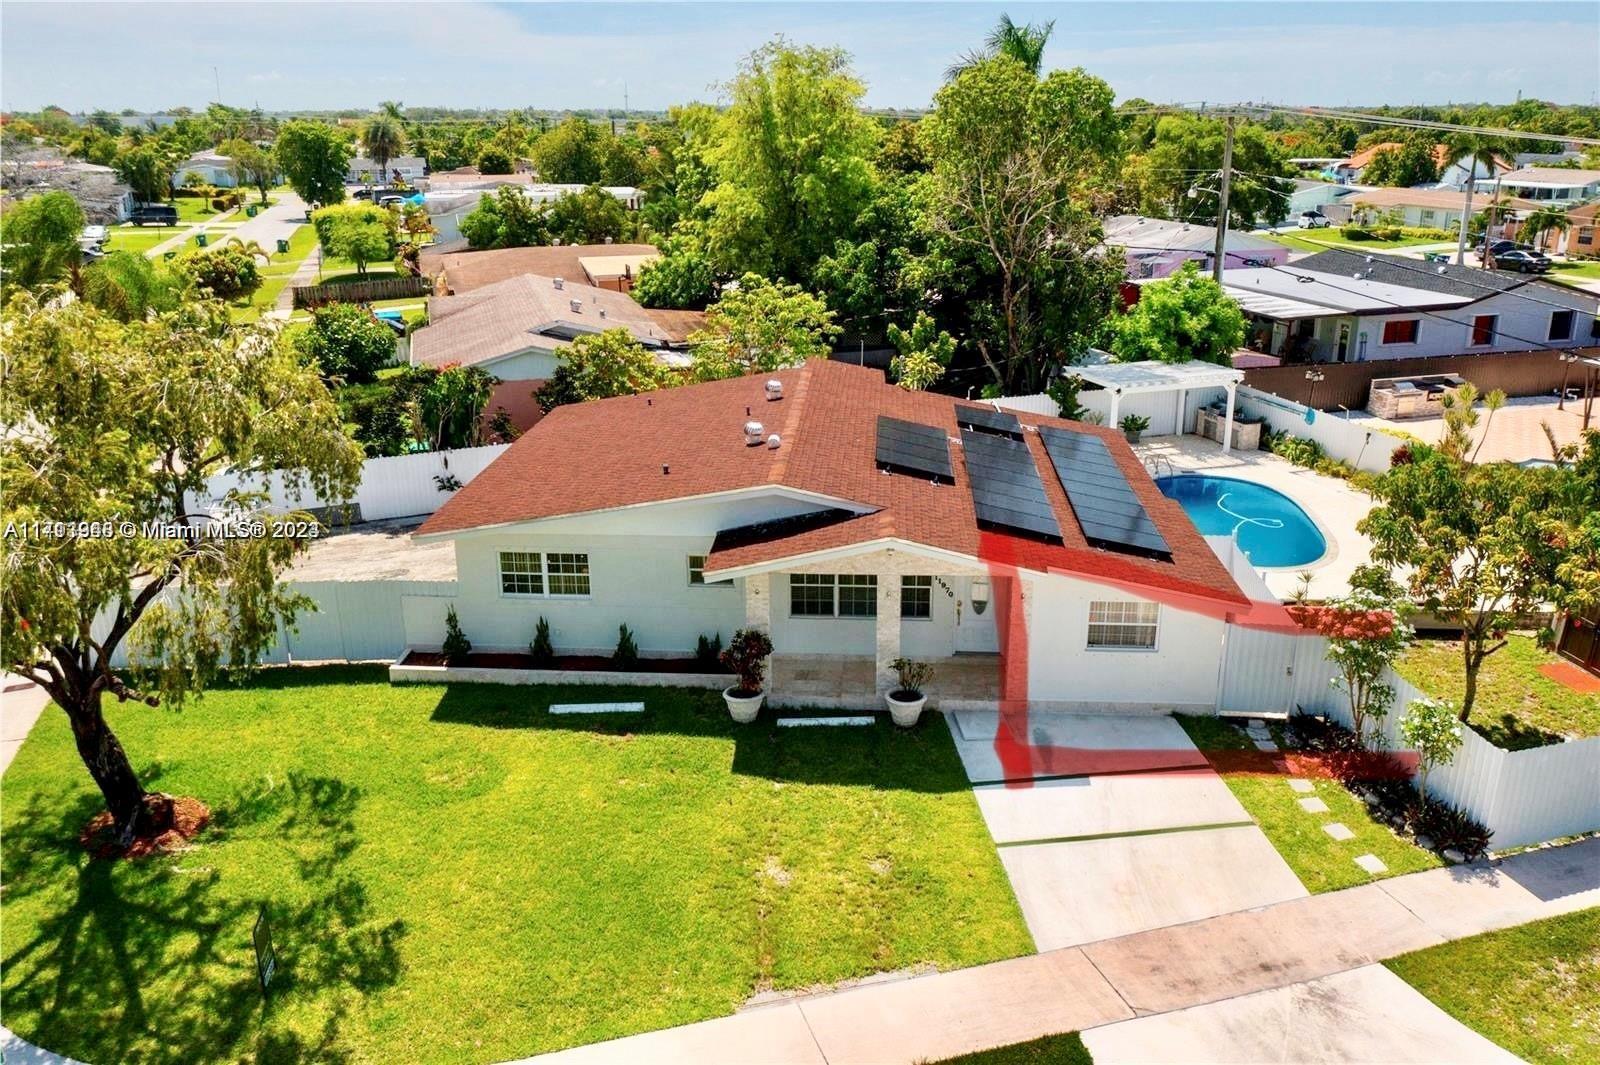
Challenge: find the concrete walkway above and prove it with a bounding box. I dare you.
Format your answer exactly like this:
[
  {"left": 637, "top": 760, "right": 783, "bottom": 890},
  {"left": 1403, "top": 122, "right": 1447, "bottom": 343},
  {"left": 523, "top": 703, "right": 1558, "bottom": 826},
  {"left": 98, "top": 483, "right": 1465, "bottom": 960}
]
[
  {"left": 0, "top": 674, "right": 52, "bottom": 776},
  {"left": 517, "top": 836, "right": 1600, "bottom": 1064}
]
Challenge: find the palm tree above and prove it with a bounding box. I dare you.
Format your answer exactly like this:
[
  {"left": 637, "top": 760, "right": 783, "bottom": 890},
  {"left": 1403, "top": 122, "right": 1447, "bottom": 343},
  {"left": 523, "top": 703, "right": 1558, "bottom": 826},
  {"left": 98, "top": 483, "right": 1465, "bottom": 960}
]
[
  {"left": 1519, "top": 206, "right": 1570, "bottom": 254},
  {"left": 1445, "top": 132, "right": 1512, "bottom": 265},
  {"left": 361, "top": 110, "right": 407, "bottom": 189},
  {"left": 378, "top": 100, "right": 405, "bottom": 120},
  {"left": 946, "top": 14, "right": 1056, "bottom": 80}
]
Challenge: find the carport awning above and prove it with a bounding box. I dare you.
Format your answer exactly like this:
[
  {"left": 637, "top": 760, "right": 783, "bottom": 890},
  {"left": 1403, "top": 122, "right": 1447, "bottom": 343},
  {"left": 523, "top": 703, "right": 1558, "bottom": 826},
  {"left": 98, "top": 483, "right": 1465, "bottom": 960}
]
[{"left": 1224, "top": 287, "right": 1344, "bottom": 321}]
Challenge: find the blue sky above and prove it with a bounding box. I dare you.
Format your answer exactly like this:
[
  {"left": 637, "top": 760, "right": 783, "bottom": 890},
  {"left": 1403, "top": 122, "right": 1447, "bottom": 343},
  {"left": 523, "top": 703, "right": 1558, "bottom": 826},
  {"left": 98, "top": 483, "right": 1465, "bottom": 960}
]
[{"left": 4, "top": 2, "right": 1596, "bottom": 113}]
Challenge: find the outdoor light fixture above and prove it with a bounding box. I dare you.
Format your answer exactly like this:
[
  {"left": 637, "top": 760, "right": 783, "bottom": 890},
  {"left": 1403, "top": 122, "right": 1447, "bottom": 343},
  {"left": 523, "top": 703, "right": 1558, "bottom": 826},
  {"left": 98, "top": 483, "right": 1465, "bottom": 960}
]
[{"left": 970, "top": 577, "right": 990, "bottom": 615}]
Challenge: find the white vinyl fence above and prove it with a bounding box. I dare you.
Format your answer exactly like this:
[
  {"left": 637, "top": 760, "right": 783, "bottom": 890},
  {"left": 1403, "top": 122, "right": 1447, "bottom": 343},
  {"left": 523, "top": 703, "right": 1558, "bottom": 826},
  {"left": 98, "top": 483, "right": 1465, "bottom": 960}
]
[
  {"left": 994, "top": 389, "right": 1221, "bottom": 438},
  {"left": 105, "top": 580, "right": 456, "bottom": 668},
  {"left": 1221, "top": 626, "right": 1600, "bottom": 849},
  {"left": 187, "top": 444, "right": 510, "bottom": 525}
]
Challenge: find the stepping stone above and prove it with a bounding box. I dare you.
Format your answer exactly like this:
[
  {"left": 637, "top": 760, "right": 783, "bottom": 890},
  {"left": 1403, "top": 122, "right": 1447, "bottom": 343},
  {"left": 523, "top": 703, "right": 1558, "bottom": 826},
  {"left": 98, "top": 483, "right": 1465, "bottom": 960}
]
[
  {"left": 776, "top": 716, "right": 874, "bottom": 727},
  {"left": 1287, "top": 779, "right": 1315, "bottom": 794},
  {"left": 1442, "top": 848, "right": 1466, "bottom": 863},
  {"left": 1354, "top": 853, "right": 1388, "bottom": 874},
  {"left": 1322, "top": 822, "right": 1356, "bottom": 841},
  {"left": 1298, "top": 797, "right": 1330, "bottom": 814},
  {"left": 549, "top": 701, "right": 644, "bottom": 715},
  {"left": 1252, "top": 739, "right": 1279, "bottom": 751},
  {"left": 1248, "top": 719, "right": 1267, "bottom": 730}
]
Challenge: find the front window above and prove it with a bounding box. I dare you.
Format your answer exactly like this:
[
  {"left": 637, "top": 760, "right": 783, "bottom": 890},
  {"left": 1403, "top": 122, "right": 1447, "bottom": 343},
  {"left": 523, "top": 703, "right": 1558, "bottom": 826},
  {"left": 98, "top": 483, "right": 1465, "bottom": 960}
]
[
  {"left": 901, "top": 576, "right": 933, "bottom": 619},
  {"left": 1087, "top": 601, "right": 1160, "bottom": 650},
  {"left": 1381, "top": 319, "right": 1420, "bottom": 345},
  {"left": 838, "top": 575, "right": 878, "bottom": 617},
  {"left": 546, "top": 553, "right": 591, "bottom": 596},
  {"left": 1549, "top": 309, "right": 1575, "bottom": 342},
  {"left": 790, "top": 574, "right": 836, "bottom": 617},
  {"left": 499, "top": 551, "right": 543, "bottom": 595},
  {"left": 687, "top": 555, "right": 732, "bottom": 587},
  {"left": 1471, "top": 315, "right": 1497, "bottom": 347}
]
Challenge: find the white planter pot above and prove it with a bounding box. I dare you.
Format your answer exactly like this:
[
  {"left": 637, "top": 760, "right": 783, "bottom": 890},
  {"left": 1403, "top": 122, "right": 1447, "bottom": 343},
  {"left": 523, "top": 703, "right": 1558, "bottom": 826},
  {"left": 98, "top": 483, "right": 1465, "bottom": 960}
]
[
  {"left": 723, "top": 687, "right": 765, "bottom": 723},
  {"left": 885, "top": 691, "right": 927, "bottom": 728}
]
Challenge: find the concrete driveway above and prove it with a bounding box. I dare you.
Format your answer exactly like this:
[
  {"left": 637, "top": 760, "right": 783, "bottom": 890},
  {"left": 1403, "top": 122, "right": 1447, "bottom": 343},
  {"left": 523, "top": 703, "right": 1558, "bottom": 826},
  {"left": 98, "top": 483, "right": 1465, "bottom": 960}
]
[
  {"left": 951, "top": 710, "right": 1308, "bottom": 950},
  {"left": 1082, "top": 964, "right": 1519, "bottom": 1064}
]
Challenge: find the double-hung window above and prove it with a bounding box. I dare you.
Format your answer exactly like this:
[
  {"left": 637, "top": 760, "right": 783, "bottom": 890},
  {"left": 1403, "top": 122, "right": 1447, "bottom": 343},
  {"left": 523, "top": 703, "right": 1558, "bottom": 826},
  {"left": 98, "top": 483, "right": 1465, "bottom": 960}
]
[
  {"left": 687, "top": 555, "right": 732, "bottom": 587},
  {"left": 901, "top": 576, "right": 933, "bottom": 619},
  {"left": 1086, "top": 601, "right": 1160, "bottom": 650},
  {"left": 1549, "top": 309, "right": 1575, "bottom": 342},
  {"left": 1470, "top": 315, "right": 1497, "bottom": 347},
  {"left": 498, "top": 551, "right": 590, "bottom": 597},
  {"left": 788, "top": 574, "right": 878, "bottom": 617},
  {"left": 1381, "top": 319, "right": 1420, "bottom": 345}
]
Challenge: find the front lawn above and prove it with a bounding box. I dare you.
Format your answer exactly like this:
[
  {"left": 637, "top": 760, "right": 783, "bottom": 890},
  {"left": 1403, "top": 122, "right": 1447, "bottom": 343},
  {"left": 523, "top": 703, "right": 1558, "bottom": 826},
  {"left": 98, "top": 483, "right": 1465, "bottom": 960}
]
[
  {"left": 104, "top": 225, "right": 181, "bottom": 255},
  {"left": 1397, "top": 635, "right": 1600, "bottom": 750},
  {"left": 1257, "top": 230, "right": 1444, "bottom": 254},
  {"left": 933, "top": 1032, "right": 1093, "bottom": 1064},
  {"left": 1176, "top": 715, "right": 1441, "bottom": 893},
  {"left": 1548, "top": 259, "right": 1600, "bottom": 283},
  {"left": 0, "top": 667, "right": 1029, "bottom": 1064},
  {"left": 1386, "top": 908, "right": 1600, "bottom": 1065}
]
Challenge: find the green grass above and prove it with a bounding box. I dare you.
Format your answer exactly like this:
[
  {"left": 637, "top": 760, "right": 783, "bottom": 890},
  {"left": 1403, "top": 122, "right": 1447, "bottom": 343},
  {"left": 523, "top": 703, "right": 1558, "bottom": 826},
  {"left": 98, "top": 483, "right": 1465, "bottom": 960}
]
[
  {"left": 1396, "top": 635, "right": 1600, "bottom": 750},
  {"left": 1176, "top": 715, "right": 1442, "bottom": 893},
  {"left": 1257, "top": 230, "right": 1445, "bottom": 253},
  {"left": 1549, "top": 260, "right": 1600, "bottom": 282},
  {"left": 0, "top": 668, "right": 1030, "bottom": 1064},
  {"left": 228, "top": 224, "right": 317, "bottom": 322},
  {"left": 930, "top": 1032, "right": 1093, "bottom": 1064},
  {"left": 171, "top": 197, "right": 228, "bottom": 223},
  {"left": 104, "top": 226, "right": 181, "bottom": 255},
  {"left": 1386, "top": 908, "right": 1600, "bottom": 1065}
]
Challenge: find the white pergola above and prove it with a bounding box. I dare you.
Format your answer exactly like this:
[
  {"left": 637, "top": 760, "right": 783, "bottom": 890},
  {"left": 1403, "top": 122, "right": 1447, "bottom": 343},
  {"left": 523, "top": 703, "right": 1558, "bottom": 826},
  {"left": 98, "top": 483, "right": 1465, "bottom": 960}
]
[{"left": 1073, "top": 359, "right": 1247, "bottom": 451}]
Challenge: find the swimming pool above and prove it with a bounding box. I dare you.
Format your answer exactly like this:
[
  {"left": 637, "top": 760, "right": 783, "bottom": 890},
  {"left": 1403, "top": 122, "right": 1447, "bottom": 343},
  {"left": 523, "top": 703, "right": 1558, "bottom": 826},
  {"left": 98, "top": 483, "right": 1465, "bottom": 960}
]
[{"left": 1155, "top": 475, "right": 1327, "bottom": 568}]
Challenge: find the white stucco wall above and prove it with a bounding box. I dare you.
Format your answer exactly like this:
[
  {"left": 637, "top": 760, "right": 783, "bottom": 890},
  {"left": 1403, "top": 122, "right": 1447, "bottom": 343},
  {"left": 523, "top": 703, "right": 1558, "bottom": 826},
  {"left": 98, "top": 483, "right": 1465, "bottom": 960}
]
[
  {"left": 484, "top": 349, "right": 563, "bottom": 381},
  {"left": 1024, "top": 573, "right": 1227, "bottom": 713}
]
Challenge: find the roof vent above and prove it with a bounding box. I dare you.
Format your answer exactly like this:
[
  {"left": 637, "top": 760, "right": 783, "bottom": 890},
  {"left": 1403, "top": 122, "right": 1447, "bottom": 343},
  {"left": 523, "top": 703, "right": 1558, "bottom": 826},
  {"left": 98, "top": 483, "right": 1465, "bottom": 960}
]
[
  {"left": 743, "top": 420, "right": 765, "bottom": 446},
  {"left": 553, "top": 277, "right": 564, "bottom": 290},
  {"left": 765, "top": 379, "right": 783, "bottom": 401},
  {"left": 569, "top": 298, "right": 583, "bottom": 313},
  {"left": 767, "top": 434, "right": 781, "bottom": 450}
]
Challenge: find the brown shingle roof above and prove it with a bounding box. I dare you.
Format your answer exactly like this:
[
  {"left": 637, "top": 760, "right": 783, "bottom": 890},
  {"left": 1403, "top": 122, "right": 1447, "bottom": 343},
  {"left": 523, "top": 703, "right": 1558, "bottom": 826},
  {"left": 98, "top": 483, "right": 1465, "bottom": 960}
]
[
  {"left": 417, "top": 360, "right": 1249, "bottom": 608},
  {"left": 436, "top": 243, "right": 660, "bottom": 294}
]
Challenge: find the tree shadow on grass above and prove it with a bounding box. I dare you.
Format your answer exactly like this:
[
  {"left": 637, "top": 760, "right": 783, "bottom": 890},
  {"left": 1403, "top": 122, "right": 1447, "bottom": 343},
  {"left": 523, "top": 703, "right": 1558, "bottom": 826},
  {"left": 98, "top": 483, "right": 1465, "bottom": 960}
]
[
  {"left": 1470, "top": 713, "right": 1564, "bottom": 752},
  {"left": 1, "top": 769, "right": 405, "bottom": 1065},
  {"left": 426, "top": 681, "right": 971, "bottom": 794}
]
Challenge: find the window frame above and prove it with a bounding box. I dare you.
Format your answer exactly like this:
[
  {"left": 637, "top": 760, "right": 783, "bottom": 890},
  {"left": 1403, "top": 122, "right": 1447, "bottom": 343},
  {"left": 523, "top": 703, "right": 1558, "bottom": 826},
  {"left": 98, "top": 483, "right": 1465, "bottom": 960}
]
[
  {"left": 498, "top": 550, "right": 545, "bottom": 597},
  {"left": 1380, "top": 319, "right": 1421, "bottom": 346},
  {"left": 837, "top": 574, "right": 878, "bottom": 618},
  {"left": 1549, "top": 309, "right": 1575, "bottom": 342},
  {"left": 900, "top": 576, "right": 933, "bottom": 620},
  {"left": 1085, "top": 600, "right": 1161, "bottom": 652},
  {"left": 787, "top": 573, "right": 879, "bottom": 619},
  {"left": 497, "top": 549, "right": 591, "bottom": 599},
  {"left": 1469, "top": 314, "right": 1498, "bottom": 348},
  {"left": 789, "top": 573, "right": 837, "bottom": 617},
  {"left": 687, "top": 554, "right": 732, "bottom": 588}
]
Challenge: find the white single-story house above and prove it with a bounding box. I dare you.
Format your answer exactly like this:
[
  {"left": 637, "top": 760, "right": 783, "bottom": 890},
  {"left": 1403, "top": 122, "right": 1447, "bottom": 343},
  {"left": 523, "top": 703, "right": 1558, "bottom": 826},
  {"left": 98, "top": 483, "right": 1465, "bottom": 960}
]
[
  {"left": 409, "top": 272, "right": 701, "bottom": 431},
  {"left": 348, "top": 155, "right": 429, "bottom": 185},
  {"left": 170, "top": 151, "right": 237, "bottom": 189},
  {"left": 1217, "top": 252, "right": 1600, "bottom": 362},
  {"left": 404, "top": 360, "right": 1296, "bottom": 713},
  {"left": 1475, "top": 167, "right": 1600, "bottom": 206},
  {"left": 1101, "top": 215, "right": 1289, "bottom": 279},
  {"left": 2, "top": 153, "right": 135, "bottom": 223}
]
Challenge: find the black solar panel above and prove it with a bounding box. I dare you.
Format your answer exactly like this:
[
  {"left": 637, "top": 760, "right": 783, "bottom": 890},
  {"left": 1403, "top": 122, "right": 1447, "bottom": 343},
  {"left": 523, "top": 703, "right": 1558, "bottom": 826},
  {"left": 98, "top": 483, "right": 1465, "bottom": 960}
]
[
  {"left": 955, "top": 404, "right": 1023, "bottom": 440},
  {"left": 961, "top": 429, "right": 1061, "bottom": 540},
  {"left": 875, "top": 416, "right": 954, "bottom": 482},
  {"left": 1038, "top": 427, "right": 1171, "bottom": 558}
]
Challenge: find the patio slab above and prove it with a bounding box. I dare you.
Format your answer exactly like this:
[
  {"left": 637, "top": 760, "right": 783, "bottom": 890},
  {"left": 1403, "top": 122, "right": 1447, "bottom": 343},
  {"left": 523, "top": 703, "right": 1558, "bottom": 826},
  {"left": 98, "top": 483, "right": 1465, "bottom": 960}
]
[
  {"left": 1082, "top": 964, "right": 1519, "bottom": 1064},
  {"left": 973, "top": 771, "right": 1252, "bottom": 844},
  {"left": 950, "top": 710, "right": 1208, "bottom": 783},
  {"left": 998, "top": 825, "right": 1308, "bottom": 950}
]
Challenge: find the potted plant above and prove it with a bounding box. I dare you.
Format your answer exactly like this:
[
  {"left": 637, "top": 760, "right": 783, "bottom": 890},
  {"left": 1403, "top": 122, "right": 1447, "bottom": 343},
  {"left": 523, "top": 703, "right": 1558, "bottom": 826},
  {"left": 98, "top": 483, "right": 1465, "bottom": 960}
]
[
  {"left": 885, "top": 657, "right": 933, "bottom": 727},
  {"left": 719, "top": 628, "right": 774, "bottom": 723},
  {"left": 1119, "top": 413, "right": 1151, "bottom": 444}
]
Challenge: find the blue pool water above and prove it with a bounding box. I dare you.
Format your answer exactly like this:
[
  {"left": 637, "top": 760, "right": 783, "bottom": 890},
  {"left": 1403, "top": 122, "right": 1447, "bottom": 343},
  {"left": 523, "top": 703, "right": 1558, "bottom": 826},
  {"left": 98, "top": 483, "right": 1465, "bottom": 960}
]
[{"left": 1155, "top": 475, "right": 1327, "bottom": 568}]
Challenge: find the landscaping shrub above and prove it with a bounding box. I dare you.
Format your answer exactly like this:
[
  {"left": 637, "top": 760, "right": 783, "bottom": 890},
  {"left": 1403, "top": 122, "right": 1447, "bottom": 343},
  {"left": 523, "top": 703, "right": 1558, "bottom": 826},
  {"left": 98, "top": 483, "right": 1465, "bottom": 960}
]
[
  {"left": 1265, "top": 428, "right": 1324, "bottom": 468},
  {"left": 296, "top": 302, "right": 398, "bottom": 385},
  {"left": 721, "top": 628, "right": 774, "bottom": 696},
  {"left": 441, "top": 607, "right": 471, "bottom": 666},
  {"left": 175, "top": 245, "right": 261, "bottom": 302},
  {"left": 530, "top": 616, "right": 554, "bottom": 665},
  {"left": 612, "top": 624, "right": 639, "bottom": 668},
  {"left": 695, "top": 632, "right": 723, "bottom": 670},
  {"left": 1411, "top": 797, "right": 1492, "bottom": 858}
]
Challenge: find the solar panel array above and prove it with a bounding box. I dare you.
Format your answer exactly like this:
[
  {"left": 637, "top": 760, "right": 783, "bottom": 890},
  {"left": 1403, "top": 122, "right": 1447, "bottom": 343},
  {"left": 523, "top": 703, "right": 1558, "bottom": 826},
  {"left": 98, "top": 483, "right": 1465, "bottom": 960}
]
[
  {"left": 1038, "top": 427, "right": 1171, "bottom": 557},
  {"left": 955, "top": 404, "right": 1023, "bottom": 440},
  {"left": 961, "top": 429, "right": 1061, "bottom": 540},
  {"left": 875, "top": 416, "right": 954, "bottom": 482}
]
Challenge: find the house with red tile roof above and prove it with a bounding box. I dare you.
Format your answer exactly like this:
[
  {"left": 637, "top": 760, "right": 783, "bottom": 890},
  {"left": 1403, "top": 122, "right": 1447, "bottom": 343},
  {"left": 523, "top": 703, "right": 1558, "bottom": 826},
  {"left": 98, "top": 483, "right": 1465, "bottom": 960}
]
[{"left": 402, "top": 360, "right": 1281, "bottom": 713}]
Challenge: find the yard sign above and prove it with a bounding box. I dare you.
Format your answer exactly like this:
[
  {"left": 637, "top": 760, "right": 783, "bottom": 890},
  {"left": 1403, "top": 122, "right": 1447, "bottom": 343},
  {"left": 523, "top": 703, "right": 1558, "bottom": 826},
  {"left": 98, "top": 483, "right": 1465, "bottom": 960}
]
[{"left": 252, "top": 906, "right": 277, "bottom": 994}]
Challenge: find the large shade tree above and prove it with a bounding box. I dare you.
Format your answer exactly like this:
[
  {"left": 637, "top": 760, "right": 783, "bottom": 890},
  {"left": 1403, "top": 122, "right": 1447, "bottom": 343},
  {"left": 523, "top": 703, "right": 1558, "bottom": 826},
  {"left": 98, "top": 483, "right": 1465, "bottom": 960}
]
[
  {"left": 0, "top": 297, "right": 363, "bottom": 838},
  {"left": 275, "top": 120, "right": 352, "bottom": 207},
  {"left": 0, "top": 191, "right": 85, "bottom": 297},
  {"left": 1108, "top": 263, "right": 1246, "bottom": 366}
]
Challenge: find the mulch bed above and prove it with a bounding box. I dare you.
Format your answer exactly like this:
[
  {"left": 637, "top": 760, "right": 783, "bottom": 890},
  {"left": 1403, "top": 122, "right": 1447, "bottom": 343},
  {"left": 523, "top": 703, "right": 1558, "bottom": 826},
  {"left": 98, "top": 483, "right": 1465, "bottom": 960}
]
[
  {"left": 1537, "top": 660, "right": 1600, "bottom": 694},
  {"left": 399, "top": 650, "right": 731, "bottom": 676},
  {"left": 80, "top": 793, "right": 211, "bottom": 860}
]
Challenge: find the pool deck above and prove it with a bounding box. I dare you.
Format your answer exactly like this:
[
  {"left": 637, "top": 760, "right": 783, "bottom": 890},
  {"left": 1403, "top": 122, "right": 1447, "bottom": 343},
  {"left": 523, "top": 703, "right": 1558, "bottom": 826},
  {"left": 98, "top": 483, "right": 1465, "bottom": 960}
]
[{"left": 1135, "top": 435, "right": 1375, "bottom": 602}]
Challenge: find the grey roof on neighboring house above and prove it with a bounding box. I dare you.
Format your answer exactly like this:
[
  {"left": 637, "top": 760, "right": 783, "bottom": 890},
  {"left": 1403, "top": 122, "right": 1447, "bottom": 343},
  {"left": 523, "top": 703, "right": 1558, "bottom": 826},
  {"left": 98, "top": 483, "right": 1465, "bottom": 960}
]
[
  {"left": 1291, "top": 249, "right": 1528, "bottom": 301},
  {"left": 1101, "top": 215, "right": 1284, "bottom": 255}
]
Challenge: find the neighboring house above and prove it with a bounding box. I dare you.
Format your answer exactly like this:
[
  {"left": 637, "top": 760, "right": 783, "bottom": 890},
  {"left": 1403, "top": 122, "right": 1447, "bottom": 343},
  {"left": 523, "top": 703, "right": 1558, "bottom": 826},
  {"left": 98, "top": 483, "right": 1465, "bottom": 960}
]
[
  {"left": 427, "top": 242, "right": 662, "bottom": 295},
  {"left": 1434, "top": 151, "right": 1513, "bottom": 190},
  {"left": 407, "top": 359, "right": 1277, "bottom": 713},
  {"left": 347, "top": 155, "right": 428, "bottom": 185},
  {"left": 419, "top": 175, "right": 645, "bottom": 243},
  {"left": 409, "top": 272, "right": 701, "bottom": 431},
  {"left": 170, "top": 150, "right": 236, "bottom": 188},
  {"left": 1507, "top": 200, "right": 1600, "bottom": 258},
  {"left": 1330, "top": 143, "right": 1507, "bottom": 187},
  {"left": 1101, "top": 215, "right": 1289, "bottom": 279},
  {"left": 1475, "top": 167, "right": 1600, "bottom": 206},
  {"left": 0, "top": 148, "right": 134, "bottom": 222},
  {"left": 1217, "top": 252, "right": 1600, "bottom": 362},
  {"left": 1274, "top": 179, "right": 1363, "bottom": 224},
  {"left": 1345, "top": 187, "right": 1534, "bottom": 230}
]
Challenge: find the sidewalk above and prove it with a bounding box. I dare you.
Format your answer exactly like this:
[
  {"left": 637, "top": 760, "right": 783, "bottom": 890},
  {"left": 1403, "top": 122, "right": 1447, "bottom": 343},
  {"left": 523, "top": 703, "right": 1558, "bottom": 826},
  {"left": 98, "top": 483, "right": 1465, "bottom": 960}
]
[
  {"left": 0, "top": 674, "right": 52, "bottom": 776},
  {"left": 517, "top": 836, "right": 1599, "bottom": 1065}
]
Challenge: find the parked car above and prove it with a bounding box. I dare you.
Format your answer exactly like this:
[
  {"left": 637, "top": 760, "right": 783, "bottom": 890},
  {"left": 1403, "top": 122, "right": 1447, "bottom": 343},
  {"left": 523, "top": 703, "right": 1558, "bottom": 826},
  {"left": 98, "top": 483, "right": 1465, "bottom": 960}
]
[
  {"left": 1479, "top": 239, "right": 1532, "bottom": 257},
  {"left": 1492, "top": 249, "right": 1552, "bottom": 273},
  {"left": 80, "top": 224, "right": 109, "bottom": 248},
  {"left": 129, "top": 204, "right": 179, "bottom": 227},
  {"left": 1296, "top": 211, "right": 1331, "bottom": 229}
]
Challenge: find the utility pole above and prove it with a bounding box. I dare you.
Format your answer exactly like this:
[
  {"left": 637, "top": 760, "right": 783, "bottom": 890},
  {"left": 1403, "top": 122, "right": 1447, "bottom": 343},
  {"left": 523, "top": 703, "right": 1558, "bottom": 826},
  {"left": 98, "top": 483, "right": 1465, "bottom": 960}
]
[
  {"left": 213, "top": 66, "right": 222, "bottom": 105},
  {"left": 1212, "top": 116, "right": 1235, "bottom": 283}
]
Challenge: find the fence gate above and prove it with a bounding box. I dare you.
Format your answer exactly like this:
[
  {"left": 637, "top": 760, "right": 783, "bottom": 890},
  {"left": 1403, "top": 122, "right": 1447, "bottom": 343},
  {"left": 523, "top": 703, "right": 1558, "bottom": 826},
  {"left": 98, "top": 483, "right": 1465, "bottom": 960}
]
[{"left": 1219, "top": 625, "right": 1302, "bottom": 713}]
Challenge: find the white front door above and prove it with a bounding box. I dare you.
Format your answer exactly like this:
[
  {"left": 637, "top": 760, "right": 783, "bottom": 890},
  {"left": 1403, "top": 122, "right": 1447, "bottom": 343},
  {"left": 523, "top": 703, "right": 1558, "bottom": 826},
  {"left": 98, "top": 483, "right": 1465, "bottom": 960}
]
[{"left": 954, "top": 576, "right": 1000, "bottom": 653}]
